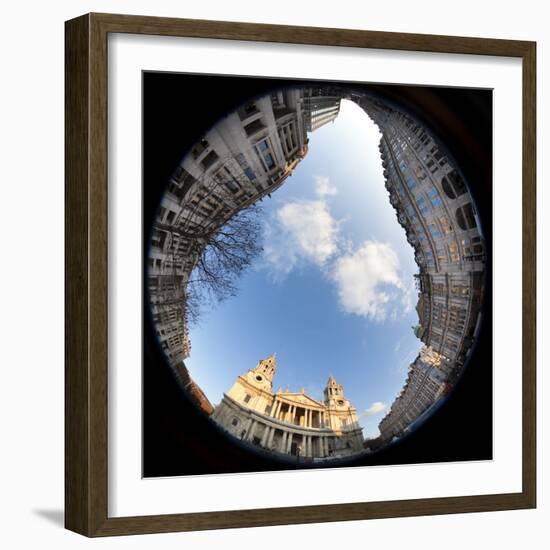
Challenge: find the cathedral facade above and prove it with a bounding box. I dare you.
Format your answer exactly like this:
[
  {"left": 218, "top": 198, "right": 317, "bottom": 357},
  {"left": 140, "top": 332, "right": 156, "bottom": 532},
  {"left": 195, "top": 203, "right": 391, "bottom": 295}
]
[{"left": 211, "top": 354, "right": 364, "bottom": 460}]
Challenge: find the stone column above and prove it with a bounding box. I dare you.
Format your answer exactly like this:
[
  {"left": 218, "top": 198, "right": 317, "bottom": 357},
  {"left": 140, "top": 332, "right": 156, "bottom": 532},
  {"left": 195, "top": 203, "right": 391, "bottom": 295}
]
[
  {"left": 242, "top": 417, "right": 252, "bottom": 438},
  {"left": 260, "top": 424, "right": 270, "bottom": 446},
  {"left": 286, "top": 432, "right": 293, "bottom": 453},
  {"left": 268, "top": 427, "right": 276, "bottom": 448},
  {"left": 280, "top": 128, "right": 290, "bottom": 157},
  {"left": 281, "top": 431, "right": 287, "bottom": 452},
  {"left": 317, "top": 437, "right": 323, "bottom": 457},
  {"left": 247, "top": 420, "right": 257, "bottom": 441},
  {"left": 324, "top": 437, "right": 329, "bottom": 456},
  {"left": 302, "top": 434, "right": 307, "bottom": 455}
]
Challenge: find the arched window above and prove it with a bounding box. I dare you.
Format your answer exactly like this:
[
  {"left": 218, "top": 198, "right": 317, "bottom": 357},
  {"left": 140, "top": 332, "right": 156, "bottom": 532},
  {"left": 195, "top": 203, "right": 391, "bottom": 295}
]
[
  {"left": 455, "top": 203, "right": 477, "bottom": 230},
  {"left": 441, "top": 170, "right": 467, "bottom": 199},
  {"left": 442, "top": 177, "right": 456, "bottom": 199}
]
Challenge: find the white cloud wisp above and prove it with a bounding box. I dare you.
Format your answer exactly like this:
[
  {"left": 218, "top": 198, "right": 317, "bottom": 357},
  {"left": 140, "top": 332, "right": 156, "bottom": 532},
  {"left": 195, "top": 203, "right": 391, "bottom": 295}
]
[
  {"left": 331, "top": 241, "right": 404, "bottom": 321},
  {"left": 363, "top": 401, "right": 387, "bottom": 417},
  {"left": 262, "top": 175, "right": 339, "bottom": 277}
]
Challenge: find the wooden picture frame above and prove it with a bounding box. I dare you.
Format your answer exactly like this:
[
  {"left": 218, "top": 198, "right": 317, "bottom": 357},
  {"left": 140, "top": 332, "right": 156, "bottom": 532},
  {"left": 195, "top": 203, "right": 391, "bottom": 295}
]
[{"left": 65, "top": 12, "right": 536, "bottom": 536}]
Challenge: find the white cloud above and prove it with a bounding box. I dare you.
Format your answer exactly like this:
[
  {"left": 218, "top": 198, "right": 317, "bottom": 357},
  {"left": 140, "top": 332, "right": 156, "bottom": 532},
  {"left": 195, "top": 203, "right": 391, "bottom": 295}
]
[
  {"left": 363, "top": 401, "right": 387, "bottom": 417},
  {"left": 262, "top": 178, "right": 412, "bottom": 322},
  {"left": 262, "top": 177, "right": 339, "bottom": 277},
  {"left": 278, "top": 200, "right": 338, "bottom": 265},
  {"left": 400, "top": 277, "right": 416, "bottom": 314},
  {"left": 331, "top": 241, "right": 404, "bottom": 321},
  {"left": 314, "top": 175, "right": 337, "bottom": 198}
]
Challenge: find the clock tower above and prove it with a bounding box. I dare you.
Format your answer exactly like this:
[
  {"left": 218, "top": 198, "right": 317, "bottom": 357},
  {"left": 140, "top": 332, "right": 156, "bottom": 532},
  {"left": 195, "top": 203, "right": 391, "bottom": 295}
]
[
  {"left": 324, "top": 376, "right": 351, "bottom": 409},
  {"left": 243, "top": 353, "right": 277, "bottom": 393}
]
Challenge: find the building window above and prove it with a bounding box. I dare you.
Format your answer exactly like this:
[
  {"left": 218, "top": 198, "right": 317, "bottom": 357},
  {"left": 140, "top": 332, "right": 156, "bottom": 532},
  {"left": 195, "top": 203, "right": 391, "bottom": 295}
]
[
  {"left": 448, "top": 242, "right": 460, "bottom": 262},
  {"left": 428, "top": 188, "right": 443, "bottom": 208},
  {"left": 429, "top": 223, "right": 442, "bottom": 239},
  {"left": 225, "top": 180, "right": 239, "bottom": 193},
  {"left": 263, "top": 153, "right": 275, "bottom": 170},
  {"left": 243, "top": 394, "right": 251, "bottom": 404},
  {"left": 439, "top": 215, "right": 453, "bottom": 234},
  {"left": 416, "top": 196, "right": 429, "bottom": 215},
  {"left": 405, "top": 204, "right": 417, "bottom": 221},
  {"left": 200, "top": 150, "right": 219, "bottom": 170},
  {"left": 462, "top": 236, "right": 484, "bottom": 261},
  {"left": 441, "top": 170, "right": 467, "bottom": 199},
  {"left": 424, "top": 249, "right": 434, "bottom": 266},
  {"left": 191, "top": 139, "right": 209, "bottom": 159},
  {"left": 258, "top": 139, "right": 268, "bottom": 151},
  {"left": 436, "top": 244, "right": 447, "bottom": 262},
  {"left": 404, "top": 174, "right": 417, "bottom": 190},
  {"left": 244, "top": 118, "right": 266, "bottom": 137},
  {"left": 244, "top": 167, "right": 256, "bottom": 181},
  {"left": 238, "top": 101, "right": 259, "bottom": 120},
  {"left": 231, "top": 418, "right": 239, "bottom": 427},
  {"left": 455, "top": 203, "right": 477, "bottom": 230}
]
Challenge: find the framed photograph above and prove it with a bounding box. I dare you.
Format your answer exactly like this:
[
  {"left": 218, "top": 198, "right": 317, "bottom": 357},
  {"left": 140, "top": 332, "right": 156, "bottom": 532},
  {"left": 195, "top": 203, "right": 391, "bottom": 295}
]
[{"left": 65, "top": 12, "right": 536, "bottom": 536}]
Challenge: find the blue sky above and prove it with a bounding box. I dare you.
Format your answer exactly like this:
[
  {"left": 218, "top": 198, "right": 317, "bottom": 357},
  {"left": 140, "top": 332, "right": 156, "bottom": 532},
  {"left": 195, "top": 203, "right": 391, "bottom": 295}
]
[{"left": 185, "top": 99, "right": 421, "bottom": 439}]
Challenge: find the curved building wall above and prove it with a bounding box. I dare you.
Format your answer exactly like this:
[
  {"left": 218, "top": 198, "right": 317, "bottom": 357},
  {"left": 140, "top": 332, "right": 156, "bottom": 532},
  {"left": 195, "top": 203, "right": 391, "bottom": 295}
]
[{"left": 357, "top": 98, "right": 486, "bottom": 441}]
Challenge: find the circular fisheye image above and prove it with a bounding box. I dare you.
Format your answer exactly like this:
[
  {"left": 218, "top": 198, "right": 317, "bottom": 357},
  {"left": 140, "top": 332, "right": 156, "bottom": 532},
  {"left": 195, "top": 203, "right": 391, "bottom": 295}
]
[{"left": 145, "top": 78, "right": 489, "bottom": 473}]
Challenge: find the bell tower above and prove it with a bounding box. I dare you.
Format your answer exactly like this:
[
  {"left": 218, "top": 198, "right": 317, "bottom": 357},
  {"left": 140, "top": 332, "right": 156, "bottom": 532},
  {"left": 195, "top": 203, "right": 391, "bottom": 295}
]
[
  {"left": 324, "top": 376, "right": 349, "bottom": 408},
  {"left": 244, "top": 353, "right": 277, "bottom": 392}
]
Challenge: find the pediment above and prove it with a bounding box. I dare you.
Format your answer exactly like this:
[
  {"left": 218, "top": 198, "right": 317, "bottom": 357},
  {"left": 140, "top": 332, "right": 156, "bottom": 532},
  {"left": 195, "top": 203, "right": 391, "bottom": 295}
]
[{"left": 280, "top": 393, "right": 324, "bottom": 408}]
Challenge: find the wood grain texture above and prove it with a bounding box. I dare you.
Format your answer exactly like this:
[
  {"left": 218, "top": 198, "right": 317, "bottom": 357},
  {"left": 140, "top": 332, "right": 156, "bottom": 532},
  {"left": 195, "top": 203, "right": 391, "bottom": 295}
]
[
  {"left": 65, "top": 14, "right": 91, "bottom": 535},
  {"left": 64, "top": 12, "right": 537, "bottom": 537},
  {"left": 521, "top": 42, "right": 537, "bottom": 509}
]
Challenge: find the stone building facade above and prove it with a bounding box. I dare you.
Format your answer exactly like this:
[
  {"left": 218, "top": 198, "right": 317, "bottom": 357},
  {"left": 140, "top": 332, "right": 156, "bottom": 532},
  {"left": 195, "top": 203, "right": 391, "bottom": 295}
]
[
  {"left": 148, "top": 88, "right": 342, "bottom": 367},
  {"left": 378, "top": 346, "right": 448, "bottom": 441},
  {"left": 356, "top": 96, "right": 486, "bottom": 440},
  {"left": 211, "top": 354, "right": 364, "bottom": 459},
  {"left": 357, "top": 97, "right": 485, "bottom": 372}
]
